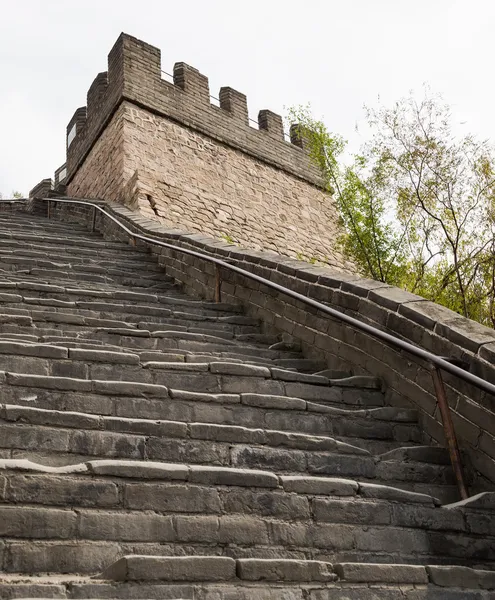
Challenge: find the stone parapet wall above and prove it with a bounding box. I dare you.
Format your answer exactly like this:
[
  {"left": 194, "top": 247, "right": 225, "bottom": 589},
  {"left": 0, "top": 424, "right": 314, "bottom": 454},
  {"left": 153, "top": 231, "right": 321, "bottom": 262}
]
[
  {"left": 32, "top": 197, "right": 495, "bottom": 492},
  {"left": 68, "top": 102, "right": 347, "bottom": 265},
  {"left": 60, "top": 32, "right": 349, "bottom": 268},
  {"left": 65, "top": 33, "right": 323, "bottom": 187}
]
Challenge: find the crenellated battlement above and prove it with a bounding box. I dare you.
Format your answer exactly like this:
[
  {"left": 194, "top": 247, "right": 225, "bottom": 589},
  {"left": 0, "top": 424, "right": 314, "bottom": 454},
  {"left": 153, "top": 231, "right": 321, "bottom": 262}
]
[{"left": 65, "top": 33, "right": 323, "bottom": 186}]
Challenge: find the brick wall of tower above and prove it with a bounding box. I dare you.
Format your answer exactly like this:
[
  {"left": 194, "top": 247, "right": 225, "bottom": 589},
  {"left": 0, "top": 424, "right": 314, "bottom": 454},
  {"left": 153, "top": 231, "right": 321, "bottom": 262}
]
[{"left": 63, "top": 33, "right": 351, "bottom": 268}]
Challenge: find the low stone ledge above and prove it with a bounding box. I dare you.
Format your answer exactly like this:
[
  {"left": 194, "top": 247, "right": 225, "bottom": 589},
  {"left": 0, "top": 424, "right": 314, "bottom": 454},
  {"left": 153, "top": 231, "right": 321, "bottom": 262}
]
[{"left": 98, "top": 555, "right": 236, "bottom": 582}]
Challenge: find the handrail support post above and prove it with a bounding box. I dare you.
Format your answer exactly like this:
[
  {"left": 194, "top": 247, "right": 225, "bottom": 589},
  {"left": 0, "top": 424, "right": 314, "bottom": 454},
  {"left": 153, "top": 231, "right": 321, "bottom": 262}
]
[
  {"left": 215, "top": 265, "right": 221, "bottom": 303},
  {"left": 47, "top": 201, "right": 51, "bottom": 219},
  {"left": 91, "top": 207, "right": 97, "bottom": 232},
  {"left": 430, "top": 364, "right": 469, "bottom": 500}
]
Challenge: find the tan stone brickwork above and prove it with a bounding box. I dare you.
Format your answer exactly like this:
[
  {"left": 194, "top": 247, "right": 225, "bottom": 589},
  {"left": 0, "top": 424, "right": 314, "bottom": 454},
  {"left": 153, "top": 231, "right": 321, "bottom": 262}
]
[
  {"left": 68, "top": 102, "right": 348, "bottom": 266},
  {"left": 68, "top": 107, "right": 125, "bottom": 204}
]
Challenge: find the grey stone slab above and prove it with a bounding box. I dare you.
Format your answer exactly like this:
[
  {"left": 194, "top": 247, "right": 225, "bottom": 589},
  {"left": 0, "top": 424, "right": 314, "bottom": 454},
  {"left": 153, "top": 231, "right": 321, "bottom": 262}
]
[
  {"left": 5, "top": 473, "right": 119, "bottom": 507},
  {"left": 280, "top": 476, "right": 358, "bottom": 496},
  {"left": 69, "top": 348, "right": 140, "bottom": 364},
  {"left": 237, "top": 558, "right": 336, "bottom": 582},
  {"left": 124, "top": 482, "right": 221, "bottom": 513},
  {"left": 169, "top": 389, "right": 240, "bottom": 404},
  {"left": 210, "top": 362, "right": 271, "bottom": 377},
  {"left": 87, "top": 460, "right": 189, "bottom": 480},
  {"left": 359, "top": 482, "right": 438, "bottom": 505},
  {"left": 99, "top": 555, "right": 236, "bottom": 581},
  {"left": 5, "top": 373, "right": 92, "bottom": 392},
  {"left": 189, "top": 422, "right": 267, "bottom": 444},
  {"left": 92, "top": 380, "right": 169, "bottom": 397},
  {"left": 0, "top": 341, "right": 68, "bottom": 359},
  {"left": 0, "top": 458, "right": 88, "bottom": 474},
  {"left": 427, "top": 565, "right": 495, "bottom": 590},
  {"left": 241, "top": 393, "right": 306, "bottom": 410},
  {"left": 314, "top": 497, "right": 391, "bottom": 526},
  {"left": 335, "top": 562, "right": 428, "bottom": 584},
  {"left": 188, "top": 465, "right": 278, "bottom": 488},
  {"left": 143, "top": 361, "right": 209, "bottom": 372},
  {"left": 368, "top": 287, "right": 426, "bottom": 311},
  {"left": 270, "top": 368, "right": 329, "bottom": 384},
  {"left": 445, "top": 491, "right": 495, "bottom": 510},
  {"left": 3, "top": 404, "right": 100, "bottom": 430},
  {"left": 435, "top": 316, "right": 495, "bottom": 353}
]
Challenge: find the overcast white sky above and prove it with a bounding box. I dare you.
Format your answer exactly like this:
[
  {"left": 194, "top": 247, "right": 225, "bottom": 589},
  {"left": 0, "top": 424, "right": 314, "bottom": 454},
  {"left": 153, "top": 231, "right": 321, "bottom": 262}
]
[{"left": 0, "top": 0, "right": 493, "bottom": 196}]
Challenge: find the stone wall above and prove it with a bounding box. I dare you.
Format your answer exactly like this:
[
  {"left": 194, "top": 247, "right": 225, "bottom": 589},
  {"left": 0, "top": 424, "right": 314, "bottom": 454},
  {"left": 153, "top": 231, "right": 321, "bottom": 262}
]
[
  {"left": 61, "top": 32, "right": 349, "bottom": 268},
  {"left": 68, "top": 101, "right": 347, "bottom": 264},
  {"left": 35, "top": 197, "right": 495, "bottom": 492}
]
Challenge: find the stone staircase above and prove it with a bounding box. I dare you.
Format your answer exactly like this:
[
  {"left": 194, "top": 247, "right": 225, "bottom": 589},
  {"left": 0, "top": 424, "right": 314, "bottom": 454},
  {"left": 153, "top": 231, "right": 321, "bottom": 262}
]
[{"left": 0, "top": 210, "right": 494, "bottom": 599}]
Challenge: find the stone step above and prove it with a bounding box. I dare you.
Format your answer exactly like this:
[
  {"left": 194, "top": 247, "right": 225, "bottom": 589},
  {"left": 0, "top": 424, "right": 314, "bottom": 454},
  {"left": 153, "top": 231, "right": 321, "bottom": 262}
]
[
  {"left": 0, "top": 460, "right": 491, "bottom": 574},
  {"left": 0, "top": 265, "right": 174, "bottom": 287},
  {"left": 0, "top": 230, "right": 147, "bottom": 252},
  {"left": 0, "top": 219, "right": 90, "bottom": 233},
  {"left": 0, "top": 337, "right": 288, "bottom": 369},
  {"left": 0, "top": 404, "right": 439, "bottom": 486},
  {"left": 0, "top": 237, "right": 155, "bottom": 261},
  {"left": 0, "top": 254, "right": 165, "bottom": 276},
  {"left": 3, "top": 563, "right": 495, "bottom": 600},
  {"left": 0, "top": 282, "right": 245, "bottom": 314},
  {"left": 0, "top": 340, "right": 301, "bottom": 373},
  {"left": 0, "top": 277, "right": 180, "bottom": 296},
  {"left": 0, "top": 373, "right": 419, "bottom": 450},
  {"left": 0, "top": 245, "right": 160, "bottom": 266},
  {"left": 0, "top": 355, "right": 384, "bottom": 405},
  {"left": 0, "top": 298, "right": 252, "bottom": 322},
  {"left": 0, "top": 272, "right": 180, "bottom": 292}
]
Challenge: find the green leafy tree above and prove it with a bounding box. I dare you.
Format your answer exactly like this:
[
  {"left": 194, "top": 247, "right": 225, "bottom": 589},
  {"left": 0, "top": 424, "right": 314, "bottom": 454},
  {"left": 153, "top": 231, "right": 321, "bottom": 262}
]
[{"left": 288, "top": 92, "right": 495, "bottom": 327}]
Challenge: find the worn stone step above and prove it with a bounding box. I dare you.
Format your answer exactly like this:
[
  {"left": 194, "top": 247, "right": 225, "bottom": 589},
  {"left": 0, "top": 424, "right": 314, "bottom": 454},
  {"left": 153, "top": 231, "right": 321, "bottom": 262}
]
[
  {"left": 1, "top": 572, "right": 494, "bottom": 600},
  {"left": 0, "top": 274, "right": 180, "bottom": 294},
  {"left": 0, "top": 462, "right": 490, "bottom": 574},
  {"left": 0, "top": 237, "right": 154, "bottom": 260},
  {"left": 0, "top": 343, "right": 303, "bottom": 377},
  {"left": 0, "top": 373, "right": 417, "bottom": 445},
  {"left": 0, "top": 301, "right": 252, "bottom": 326},
  {"left": 0, "top": 251, "right": 164, "bottom": 273},
  {"left": 0, "top": 230, "right": 149, "bottom": 252},
  {"left": 0, "top": 355, "right": 384, "bottom": 406},
  {"left": 6, "top": 337, "right": 287, "bottom": 369}
]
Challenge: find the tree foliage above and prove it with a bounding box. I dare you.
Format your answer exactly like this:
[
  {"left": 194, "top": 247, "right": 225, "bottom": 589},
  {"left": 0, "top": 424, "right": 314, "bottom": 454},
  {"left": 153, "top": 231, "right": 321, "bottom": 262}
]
[
  {"left": 288, "top": 93, "right": 495, "bottom": 328},
  {"left": 0, "top": 191, "right": 23, "bottom": 199}
]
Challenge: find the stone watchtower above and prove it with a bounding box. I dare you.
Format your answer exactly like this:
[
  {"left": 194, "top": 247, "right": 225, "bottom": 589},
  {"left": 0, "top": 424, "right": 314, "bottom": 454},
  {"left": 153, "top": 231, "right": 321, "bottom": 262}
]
[{"left": 58, "top": 33, "right": 346, "bottom": 267}]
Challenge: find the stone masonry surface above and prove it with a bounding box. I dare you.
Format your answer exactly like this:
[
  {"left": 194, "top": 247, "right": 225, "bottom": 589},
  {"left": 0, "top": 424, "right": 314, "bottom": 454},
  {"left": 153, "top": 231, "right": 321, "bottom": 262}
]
[
  {"left": 27, "top": 196, "right": 495, "bottom": 493},
  {"left": 61, "top": 32, "right": 349, "bottom": 267},
  {"left": 68, "top": 102, "right": 347, "bottom": 265},
  {"left": 0, "top": 201, "right": 494, "bottom": 598}
]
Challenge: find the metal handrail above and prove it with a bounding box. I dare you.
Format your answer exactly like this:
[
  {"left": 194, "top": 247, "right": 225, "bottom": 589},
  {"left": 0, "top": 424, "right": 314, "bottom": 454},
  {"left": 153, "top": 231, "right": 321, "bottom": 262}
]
[{"left": 13, "top": 196, "right": 495, "bottom": 498}]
